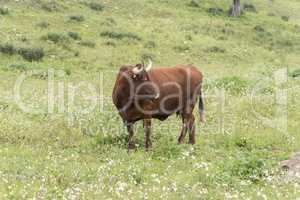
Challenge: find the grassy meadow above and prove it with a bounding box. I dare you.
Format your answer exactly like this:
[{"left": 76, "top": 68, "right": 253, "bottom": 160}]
[{"left": 0, "top": 0, "right": 300, "bottom": 199}]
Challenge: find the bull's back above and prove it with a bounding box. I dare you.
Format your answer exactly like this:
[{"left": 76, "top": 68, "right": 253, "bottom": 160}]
[
  {"left": 149, "top": 65, "right": 202, "bottom": 93},
  {"left": 148, "top": 65, "right": 203, "bottom": 117}
]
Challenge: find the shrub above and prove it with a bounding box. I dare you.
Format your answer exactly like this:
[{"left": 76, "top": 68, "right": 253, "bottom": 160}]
[
  {"left": 103, "top": 41, "right": 116, "bottom": 46},
  {"left": 215, "top": 76, "right": 248, "bottom": 94},
  {"left": 68, "top": 32, "right": 81, "bottom": 40},
  {"left": 8, "top": 64, "right": 28, "bottom": 71},
  {"left": 74, "top": 51, "right": 80, "bottom": 57},
  {"left": 151, "top": 137, "right": 182, "bottom": 159},
  {"left": 21, "top": 36, "right": 28, "bottom": 42},
  {"left": 18, "top": 47, "right": 44, "bottom": 62},
  {"left": 254, "top": 25, "right": 265, "bottom": 32},
  {"left": 254, "top": 28, "right": 272, "bottom": 43},
  {"left": 243, "top": 3, "right": 256, "bottom": 12},
  {"left": 101, "top": 18, "right": 117, "bottom": 27},
  {"left": 221, "top": 153, "right": 266, "bottom": 183},
  {"left": 185, "top": 35, "right": 193, "bottom": 41},
  {"left": 0, "top": 7, "right": 9, "bottom": 15},
  {"left": 206, "top": 46, "right": 226, "bottom": 53},
  {"left": 95, "top": 133, "right": 130, "bottom": 148},
  {"left": 41, "top": 2, "right": 60, "bottom": 12},
  {"left": 174, "top": 45, "right": 190, "bottom": 52},
  {"left": 281, "top": 16, "right": 289, "bottom": 22},
  {"left": 233, "top": 137, "right": 252, "bottom": 151},
  {"left": 36, "top": 21, "right": 50, "bottom": 28},
  {"left": 42, "top": 33, "right": 69, "bottom": 44},
  {"left": 69, "top": 15, "right": 85, "bottom": 22},
  {"left": 188, "top": 0, "right": 200, "bottom": 8},
  {"left": 0, "top": 43, "right": 17, "bottom": 55},
  {"left": 64, "top": 68, "right": 72, "bottom": 76},
  {"left": 144, "top": 41, "right": 156, "bottom": 49},
  {"left": 88, "top": 2, "right": 104, "bottom": 11},
  {"left": 141, "top": 53, "right": 155, "bottom": 61},
  {"left": 79, "top": 40, "right": 96, "bottom": 48},
  {"left": 207, "top": 7, "right": 224, "bottom": 15},
  {"left": 289, "top": 69, "right": 300, "bottom": 78},
  {"left": 100, "top": 31, "right": 141, "bottom": 41},
  {"left": 267, "top": 13, "right": 276, "bottom": 17},
  {"left": 276, "top": 39, "right": 293, "bottom": 48},
  {"left": 0, "top": 43, "right": 44, "bottom": 61}
]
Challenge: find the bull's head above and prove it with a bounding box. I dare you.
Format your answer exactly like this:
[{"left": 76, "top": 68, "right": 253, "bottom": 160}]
[{"left": 112, "top": 59, "right": 158, "bottom": 115}]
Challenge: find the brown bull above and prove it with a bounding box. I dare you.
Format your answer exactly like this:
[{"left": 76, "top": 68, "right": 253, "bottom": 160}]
[{"left": 112, "top": 60, "right": 205, "bottom": 151}]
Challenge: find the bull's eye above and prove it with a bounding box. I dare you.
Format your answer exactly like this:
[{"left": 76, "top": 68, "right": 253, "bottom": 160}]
[{"left": 133, "top": 74, "right": 137, "bottom": 79}]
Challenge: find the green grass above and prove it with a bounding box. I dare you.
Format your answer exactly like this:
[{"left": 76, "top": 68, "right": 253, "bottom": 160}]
[{"left": 0, "top": 0, "right": 299, "bottom": 199}]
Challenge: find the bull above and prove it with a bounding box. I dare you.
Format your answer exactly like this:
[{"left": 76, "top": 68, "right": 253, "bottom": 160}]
[{"left": 112, "top": 60, "right": 205, "bottom": 151}]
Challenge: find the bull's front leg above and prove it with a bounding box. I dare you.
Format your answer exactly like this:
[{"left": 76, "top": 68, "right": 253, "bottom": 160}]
[
  {"left": 143, "top": 118, "right": 152, "bottom": 151},
  {"left": 126, "top": 123, "right": 135, "bottom": 152}
]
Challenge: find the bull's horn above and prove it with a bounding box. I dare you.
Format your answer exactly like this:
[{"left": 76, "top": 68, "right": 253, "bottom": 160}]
[
  {"left": 132, "top": 65, "right": 143, "bottom": 74},
  {"left": 145, "top": 59, "right": 152, "bottom": 72}
]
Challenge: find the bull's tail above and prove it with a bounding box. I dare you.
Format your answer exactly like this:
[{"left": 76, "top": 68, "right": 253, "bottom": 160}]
[{"left": 199, "top": 89, "right": 205, "bottom": 123}]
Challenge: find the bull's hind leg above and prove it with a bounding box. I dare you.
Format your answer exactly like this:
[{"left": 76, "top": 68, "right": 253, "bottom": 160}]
[
  {"left": 188, "top": 114, "right": 196, "bottom": 144},
  {"left": 126, "top": 123, "right": 135, "bottom": 151},
  {"left": 178, "top": 116, "right": 188, "bottom": 144}
]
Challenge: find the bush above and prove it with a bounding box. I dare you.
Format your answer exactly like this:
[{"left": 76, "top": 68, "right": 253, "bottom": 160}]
[
  {"left": 21, "top": 36, "right": 28, "bottom": 42},
  {"left": 100, "top": 31, "right": 141, "bottom": 41},
  {"left": 151, "top": 137, "right": 182, "bottom": 159},
  {"left": 221, "top": 153, "right": 266, "bottom": 183},
  {"left": 64, "top": 68, "right": 72, "bottom": 76},
  {"left": 174, "top": 45, "right": 190, "bottom": 52},
  {"left": 206, "top": 46, "right": 226, "bottom": 53},
  {"left": 254, "top": 25, "right": 265, "bottom": 32},
  {"left": 254, "top": 28, "right": 272, "bottom": 44},
  {"left": 101, "top": 18, "right": 117, "bottom": 27},
  {"left": 103, "top": 41, "right": 116, "bottom": 47},
  {"left": 79, "top": 40, "right": 96, "bottom": 48},
  {"left": 0, "top": 7, "right": 9, "bottom": 15},
  {"left": 68, "top": 32, "right": 81, "bottom": 40},
  {"left": 144, "top": 41, "right": 156, "bottom": 49},
  {"left": 69, "top": 15, "right": 85, "bottom": 22},
  {"left": 188, "top": 0, "right": 200, "bottom": 8},
  {"left": 233, "top": 137, "right": 252, "bottom": 151},
  {"left": 185, "top": 35, "right": 193, "bottom": 41},
  {"left": 281, "top": 16, "right": 289, "bottom": 22},
  {"left": 8, "top": 64, "right": 28, "bottom": 71},
  {"left": 41, "top": 2, "right": 60, "bottom": 12},
  {"left": 36, "top": 21, "right": 50, "bottom": 28},
  {"left": 141, "top": 53, "right": 155, "bottom": 61},
  {"left": 207, "top": 7, "right": 224, "bottom": 15},
  {"left": 88, "top": 2, "right": 104, "bottom": 11},
  {"left": 18, "top": 47, "right": 44, "bottom": 62},
  {"left": 289, "top": 69, "right": 300, "bottom": 78},
  {"left": 215, "top": 76, "right": 248, "bottom": 94},
  {"left": 267, "top": 13, "right": 276, "bottom": 17},
  {"left": 95, "top": 133, "right": 129, "bottom": 148},
  {"left": 0, "top": 43, "right": 44, "bottom": 61},
  {"left": 0, "top": 43, "right": 17, "bottom": 55},
  {"left": 243, "top": 3, "right": 256, "bottom": 12},
  {"left": 42, "top": 33, "right": 69, "bottom": 44},
  {"left": 74, "top": 51, "right": 80, "bottom": 57}
]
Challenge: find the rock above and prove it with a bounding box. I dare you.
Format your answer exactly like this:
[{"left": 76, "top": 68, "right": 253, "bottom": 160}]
[{"left": 280, "top": 153, "right": 300, "bottom": 181}]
